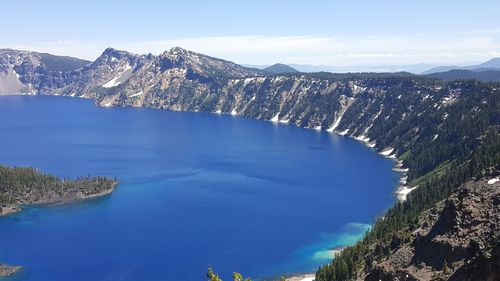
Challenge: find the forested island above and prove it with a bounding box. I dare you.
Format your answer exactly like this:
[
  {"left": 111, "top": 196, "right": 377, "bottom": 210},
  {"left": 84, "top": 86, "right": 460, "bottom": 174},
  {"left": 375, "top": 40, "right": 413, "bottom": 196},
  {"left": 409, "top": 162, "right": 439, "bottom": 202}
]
[{"left": 0, "top": 165, "right": 117, "bottom": 277}]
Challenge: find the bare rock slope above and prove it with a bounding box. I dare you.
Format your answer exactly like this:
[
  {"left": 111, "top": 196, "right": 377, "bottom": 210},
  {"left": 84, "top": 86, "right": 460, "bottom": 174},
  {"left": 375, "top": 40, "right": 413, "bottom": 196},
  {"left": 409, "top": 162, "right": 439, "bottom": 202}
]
[{"left": 363, "top": 178, "right": 500, "bottom": 281}]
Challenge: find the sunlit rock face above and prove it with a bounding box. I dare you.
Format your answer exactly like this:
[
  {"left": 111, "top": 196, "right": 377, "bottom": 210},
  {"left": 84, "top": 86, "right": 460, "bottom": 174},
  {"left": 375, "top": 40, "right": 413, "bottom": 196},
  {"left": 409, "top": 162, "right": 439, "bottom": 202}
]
[{"left": 1, "top": 47, "right": 498, "bottom": 188}]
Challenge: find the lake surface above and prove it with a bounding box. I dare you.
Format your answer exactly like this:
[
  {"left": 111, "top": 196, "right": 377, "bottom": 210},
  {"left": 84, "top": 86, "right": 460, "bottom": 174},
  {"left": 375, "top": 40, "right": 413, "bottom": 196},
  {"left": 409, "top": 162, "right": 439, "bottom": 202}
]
[{"left": 0, "top": 96, "right": 398, "bottom": 281}]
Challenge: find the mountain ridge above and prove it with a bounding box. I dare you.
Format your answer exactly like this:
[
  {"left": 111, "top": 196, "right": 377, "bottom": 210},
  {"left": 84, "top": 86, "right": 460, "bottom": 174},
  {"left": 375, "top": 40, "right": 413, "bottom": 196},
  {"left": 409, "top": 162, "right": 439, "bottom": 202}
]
[
  {"left": 0, "top": 47, "right": 498, "bottom": 281},
  {"left": 262, "top": 63, "right": 300, "bottom": 74},
  {"left": 425, "top": 69, "right": 500, "bottom": 82},
  {"left": 421, "top": 57, "right": 500, "bottom": 74}
]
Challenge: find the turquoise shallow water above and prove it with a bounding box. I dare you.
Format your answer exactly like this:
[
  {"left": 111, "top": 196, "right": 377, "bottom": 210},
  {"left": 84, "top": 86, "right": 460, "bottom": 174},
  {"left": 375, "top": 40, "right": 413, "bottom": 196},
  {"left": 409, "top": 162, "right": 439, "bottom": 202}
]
[{"left": 0, "top": 96, "right": 398, "bottom": 281}]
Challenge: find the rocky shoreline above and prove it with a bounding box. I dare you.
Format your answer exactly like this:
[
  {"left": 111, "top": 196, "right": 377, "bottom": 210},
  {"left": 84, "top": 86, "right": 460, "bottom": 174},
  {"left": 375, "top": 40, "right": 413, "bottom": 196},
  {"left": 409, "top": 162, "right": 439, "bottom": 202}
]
[
  {"left": 0, "top": 183, "right": 117, "bottom": 278},
  {"left": 285, "top": 273, "right": 315, "bottom": 281},
  {"left": 0, "top": 205, "right": 21, "bottom": 216},
  {"left": 0, "top": 184, "right": 117, "bottom": 217},
  {"left": 0, "top": 165, "right": 118, "bottom": 217},
  {"left": 0, "top": 166, "right": 118, "bottom": 277},
  {"left": 0, "top": 264, "right": 22, "bottom": 278}
]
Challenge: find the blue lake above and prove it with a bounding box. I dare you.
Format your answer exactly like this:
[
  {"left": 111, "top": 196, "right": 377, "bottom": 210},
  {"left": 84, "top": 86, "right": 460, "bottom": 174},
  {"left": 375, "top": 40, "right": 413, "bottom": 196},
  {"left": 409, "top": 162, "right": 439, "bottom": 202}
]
[{"left": 0, "top": 96, "right": 398, "bottom": 281}]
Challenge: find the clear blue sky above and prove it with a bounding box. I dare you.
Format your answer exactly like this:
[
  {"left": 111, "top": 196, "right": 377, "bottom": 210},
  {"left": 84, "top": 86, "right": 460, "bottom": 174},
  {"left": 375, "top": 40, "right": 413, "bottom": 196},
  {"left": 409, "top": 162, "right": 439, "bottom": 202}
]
[{"left": 2, "top": 0, "right": 500, "bottom": 66}]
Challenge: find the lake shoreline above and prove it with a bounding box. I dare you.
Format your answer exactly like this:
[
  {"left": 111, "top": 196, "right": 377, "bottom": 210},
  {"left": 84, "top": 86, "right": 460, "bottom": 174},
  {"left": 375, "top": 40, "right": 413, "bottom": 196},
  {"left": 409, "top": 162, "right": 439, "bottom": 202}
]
[
  {"left": 284, "top": 273, "right": 315, "bottom": 281},
  {"left": 0, "top": 178, "right": 118, "bottom": 278},
  {"left": 0, "top": 264, "right": 22, "bottom": 278},
  {"left": 0, "top": 183, "right": 117, "bottom": 217},
  {"left": 0, "top": 95, "right": 400, "bottom": 281}
]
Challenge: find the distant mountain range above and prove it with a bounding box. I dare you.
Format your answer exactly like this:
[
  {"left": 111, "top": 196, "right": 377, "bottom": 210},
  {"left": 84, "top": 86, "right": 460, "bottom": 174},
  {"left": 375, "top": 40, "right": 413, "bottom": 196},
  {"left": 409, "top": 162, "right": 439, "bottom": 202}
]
[
  {"left": 420, "top": 58, "right": 500, "bottom": 82},
  {"left": 244, "top": 58, "right": 500, "bottom": 80},
  {"left": 262, "top": 63, "right": 299, "bottom": 74},
  {"left": 290, "top": 63, "right": 443, "bottom": 74},
  {"left": 245, "top": 63, "right": 440, "bottom": 74},
  {"left": 421, "top": 58, "right": 500, "bottom": 74},
  {"left": 425, "top": 69, "right": 500, "bottom": 82}
]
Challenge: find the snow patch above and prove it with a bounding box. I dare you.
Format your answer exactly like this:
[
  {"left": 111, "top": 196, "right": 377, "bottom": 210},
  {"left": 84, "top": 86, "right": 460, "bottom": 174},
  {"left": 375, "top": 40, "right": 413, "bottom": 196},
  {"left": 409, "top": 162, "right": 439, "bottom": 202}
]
[
  {"left": 129, "top": 91, "right": 143, "bottom": 98},
  {"left": 314, "top": 126, "right": 322, "bottom": 131},
  {"left": 215, "top": 109, "right": 222, "bottom": 114},
  {"left": 102, "top": 64, "right": 132, "bottom": 88},
  {"left": 432, "top": 134, "right": 438, "bottom": 141},
  {"left": 102, "top": 77, "right": 122, "bottom": 88},
  {"left": 488, "top": 178, "right": 499, "bottom": 185},
  {"left": 327, "top": 112, "right": 345, "bottom": 132},
  {"left": 278, "top": 119, "right": 289, "bottom": 124},
  {"left": 354, "top": 135, "right": 370, "bottom": 143},
  {"left": 393, "top": 167, "right": 409, "bottom": 173},
  {"left": 442, "top": 95, "right": 457, "bottom": 106},
  {"left": 243, "top": 77, "right": 254, "bottom": 87},
  {"left": 399, "top": 176, "right": 408, "bottom": 185},
  {"left": 231, "top": 108, "right": 238, "bottom": 115},
  {"left": 379, "top": 147, "right": 394, "bottom": 156},
  {"left": 270, "top": 113, "right": 280, "bottom": 122},
  {"left": 338, "top": 129, "right": 349, "bottom": 136},
  {"left": 397, "top": 186, "right": 417, "bottom": 201},
  {"left": 12, "top": 69, "right": 20, "bottom": 79}
]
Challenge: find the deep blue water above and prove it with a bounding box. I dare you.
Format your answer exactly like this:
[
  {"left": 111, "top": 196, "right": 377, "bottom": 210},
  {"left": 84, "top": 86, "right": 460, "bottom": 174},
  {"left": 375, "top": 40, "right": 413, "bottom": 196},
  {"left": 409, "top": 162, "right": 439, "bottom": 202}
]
[{"left": 0, "top": 96, "right": 398, "bottom": 281}]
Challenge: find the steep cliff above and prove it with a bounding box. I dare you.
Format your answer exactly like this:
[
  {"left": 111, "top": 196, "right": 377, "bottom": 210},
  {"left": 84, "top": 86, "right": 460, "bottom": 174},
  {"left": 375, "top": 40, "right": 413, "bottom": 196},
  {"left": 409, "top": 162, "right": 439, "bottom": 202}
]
[
  {"left": 1, "top": 47, "right": 497, "bottom": 211},
  {"left": 362, "top": 177, "right": 500, "bottom": 281},
  {"left": 0, "top": 49, "right": 90, "bottom": 94}
]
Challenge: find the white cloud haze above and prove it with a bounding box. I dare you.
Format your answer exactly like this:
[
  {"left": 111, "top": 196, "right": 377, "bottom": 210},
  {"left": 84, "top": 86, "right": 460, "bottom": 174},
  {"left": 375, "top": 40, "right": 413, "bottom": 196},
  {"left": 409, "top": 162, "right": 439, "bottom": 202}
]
[{"left": 6, "top": 30, "right": 500, "bottom": 67}]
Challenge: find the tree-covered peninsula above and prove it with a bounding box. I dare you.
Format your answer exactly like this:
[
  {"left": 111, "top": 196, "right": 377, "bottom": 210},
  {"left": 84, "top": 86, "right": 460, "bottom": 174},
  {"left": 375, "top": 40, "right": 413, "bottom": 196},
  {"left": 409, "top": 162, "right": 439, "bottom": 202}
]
[{"left": 0, "top": 165, "right": 117, "bottom": 277}]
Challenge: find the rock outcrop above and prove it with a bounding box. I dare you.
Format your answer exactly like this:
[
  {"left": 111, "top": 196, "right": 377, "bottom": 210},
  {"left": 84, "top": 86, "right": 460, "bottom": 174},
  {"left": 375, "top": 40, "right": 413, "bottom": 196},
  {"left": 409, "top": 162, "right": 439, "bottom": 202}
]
[
  {"left": 0, "top": 49, "right": 90, "bottom": 94},
  {"left": 0, "top": 264, "right": 22, "bottom": 277},
  {"left": 363, "top": 178, "right": 500, "bottom": 281}
]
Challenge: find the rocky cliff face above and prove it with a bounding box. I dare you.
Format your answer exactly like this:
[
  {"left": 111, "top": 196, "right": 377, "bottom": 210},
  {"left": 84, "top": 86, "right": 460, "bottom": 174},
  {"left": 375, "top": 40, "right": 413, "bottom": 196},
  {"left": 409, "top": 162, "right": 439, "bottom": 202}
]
[
  {"left": 57, "top": 48, "right": 153, "bottom": 99},
  {"left": 0, "top": 264, "right": 21, "bottom": 278},
  {"left": 99, "top": 61, "right": 498, "bottom": 202},
  {"left": 1, "top": 47, "right": 498, "bottom": 198},
  {"left": 363, "top": 177, "right": 500, "bottom": 281},
  {"left": 0, "top": 49, "right": 90, "bottom": 94}
]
